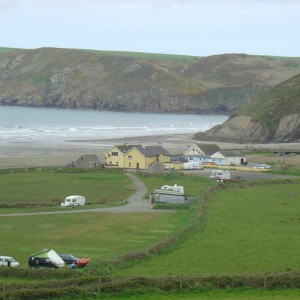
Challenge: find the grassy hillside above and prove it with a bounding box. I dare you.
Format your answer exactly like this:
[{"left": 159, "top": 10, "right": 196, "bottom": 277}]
[
  {"left": 0, "top": 47, "right": 300, "bottom": 114},
  {"left": 237, "top": 73, "right": 300, "bottom": 133}
]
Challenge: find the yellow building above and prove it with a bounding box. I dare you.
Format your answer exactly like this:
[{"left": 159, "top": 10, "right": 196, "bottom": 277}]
[{"left": 105, "top": 144, "right": 171, "bottom": 170}]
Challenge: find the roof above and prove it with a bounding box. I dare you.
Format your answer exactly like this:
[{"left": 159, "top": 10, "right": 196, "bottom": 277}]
[
  {"left": 134, "top": 145, "right": 171, "bottom": 157},
  {"left": 76, "top": 154, "right": 102, "bottom": 163},
  {"left": 196, "top": 143, "right": 221, "bottom": 156},
  {"left": 115, "top": 144, "right": 140, "bottom": 154},
  {"left": 217, "top": 150, "right": 243, "bottom": 157}
]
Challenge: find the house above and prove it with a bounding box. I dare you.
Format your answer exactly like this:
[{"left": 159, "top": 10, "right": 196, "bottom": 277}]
[
  {"left": 210, "top": 150, "right": 247, "bottom": 166},
  {"left": 104, "top": 144, "right": 139, "bottom": 168},
  {"left": 105, "top": 144, "right": 171, "bottom": 170},
  {"left": 183, "top": 143, "right": 246, "bottom": 166},
  {"left": 74, "top": 154, "right": 102, "bottom": 169},
  {"left": 184, "top": 143, "right": 221, "bottom": 157}
]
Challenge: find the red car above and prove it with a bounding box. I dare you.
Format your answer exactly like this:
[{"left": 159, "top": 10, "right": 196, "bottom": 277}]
[{"left": 59, "top": 253, "right": 90, "bottom": 268}]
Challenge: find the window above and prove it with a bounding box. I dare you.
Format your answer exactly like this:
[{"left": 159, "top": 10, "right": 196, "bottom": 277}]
[
  {"left": 129, "top": 162, "right": 132, "bottom": 167},
  {"left": 112, "top": 152, "right": 118, "bottom": 156},
  {"left": 128, "top": 155, "right": 132, "bottom": 160}
]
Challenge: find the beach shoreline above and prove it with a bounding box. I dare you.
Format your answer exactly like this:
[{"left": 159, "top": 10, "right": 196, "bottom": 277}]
[{"left": 1, "top": 132, "right": 300, "bottom": 169}]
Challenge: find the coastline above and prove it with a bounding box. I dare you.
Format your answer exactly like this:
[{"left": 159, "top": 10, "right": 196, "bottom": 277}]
[
  {"left": 0, "top": 133, "right": 196, "bottom": 169},
  {"left": 1, "top": 132, "right": 300, "bottom": 169}
]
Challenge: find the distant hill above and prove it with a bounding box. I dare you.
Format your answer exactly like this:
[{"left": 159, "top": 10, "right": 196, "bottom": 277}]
[
  {"left": 194, "top": 73, "right": 300, "bottom": 143},
  {"left": 0, "top": 47, "right": 300, "bottom": 114}
]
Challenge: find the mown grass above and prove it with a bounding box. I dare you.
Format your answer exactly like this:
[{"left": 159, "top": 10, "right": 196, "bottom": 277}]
[
  {"left": 119, "top": 180, "right": 300, "bottom": 276},
  {"left": 0, "top": 211, "right": 189, "bottom": 267},
  {"left": 60, "top": 288, "right": 300, "bottom": 300},
  {"left": 0, "top": 168, "right": 132, "bottom": 205}
]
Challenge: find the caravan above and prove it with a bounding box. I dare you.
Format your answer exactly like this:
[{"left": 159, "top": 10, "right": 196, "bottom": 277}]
[
  {"left": 210, "top": 169, "right": 231, "bottom": 180},
  {"left": 183, "top": 161, "right": 203, "bottom": 170},
  {"left": 61, "top": 195, "right": 85, "bottom": 207}
]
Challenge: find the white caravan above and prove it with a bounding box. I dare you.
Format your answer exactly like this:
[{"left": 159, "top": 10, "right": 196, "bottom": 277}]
[
  {"left": 183, "top": 161, "right": 203, "bottom": 170},
  {"left": 61, "top": 195, "right": 86, "bottom": 207},
  {"left": 210, "top": 170, "right": 231, "bottom": 180},
  {"left": 160, "top": 184, "right": 184, "bottom": 194}
]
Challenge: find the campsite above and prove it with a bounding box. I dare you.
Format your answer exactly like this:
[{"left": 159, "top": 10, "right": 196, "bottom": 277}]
[{"left": 0, "top": 161, "right": 300, "bottom": 299}]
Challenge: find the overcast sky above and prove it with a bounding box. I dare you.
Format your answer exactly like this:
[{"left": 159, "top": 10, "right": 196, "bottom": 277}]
[{"left": 0, "top": 0, "right": 299, "bottom": 57}]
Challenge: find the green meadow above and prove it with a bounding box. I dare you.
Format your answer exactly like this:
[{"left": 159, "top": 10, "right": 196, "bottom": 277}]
[
  {"left": 1, "top": 168, "right": 300, "bottom": 299},
  {"left": 0, "top": 168, "right": 132, "bottom": 205},
  {"left": 120, "top": 180, "right": 300, "bottom": 276}
]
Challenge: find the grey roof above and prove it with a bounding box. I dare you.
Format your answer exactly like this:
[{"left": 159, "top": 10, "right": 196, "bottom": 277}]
[
  {"left": 115, "top": 144, "right": 140, "bottom": 154},
  {"left": 196, "top": 143, "right": 221, "bottom": 156},
  {"left": 76, "top": 154, "right": 102, "bottom": 163},
  {"left": 134, "top": 145, "right": 171, "bottom": 157},
  {"left": 217, "top": 150, "right": 243, "bottom": 157}
]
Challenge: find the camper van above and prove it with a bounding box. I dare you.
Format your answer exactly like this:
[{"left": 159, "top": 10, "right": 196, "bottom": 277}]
[
  {"left": 0, "top": 256, "right": 20, "bottom": 267},
  {"left": 28, "top": 249, "right": 65, "bottom": 268},
  {"left": 61, "top": 195, "right": 86, "bottom": 207},
  {"left": 183, "top": 161, "right": 203, "bottom": 170},
  {"left": 210, "top": 170, "right": 231, "bottom": 180}
]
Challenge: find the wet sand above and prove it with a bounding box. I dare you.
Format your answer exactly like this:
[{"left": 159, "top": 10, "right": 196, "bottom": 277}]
[{"left": 1, "top": 132, "right": 300, "bottom": 169}]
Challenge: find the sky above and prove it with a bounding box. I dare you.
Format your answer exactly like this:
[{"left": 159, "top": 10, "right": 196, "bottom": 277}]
[{"left": 0, "top": 0, "right": 299, "bottom": 57}]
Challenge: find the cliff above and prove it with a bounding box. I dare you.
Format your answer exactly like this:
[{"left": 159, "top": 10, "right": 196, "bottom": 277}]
[
  {"left": 1, "top": 47, "right": 300, "bottom": 114},
  {"left": 194, "top": 73, "right": 300, "bottom": 143}
]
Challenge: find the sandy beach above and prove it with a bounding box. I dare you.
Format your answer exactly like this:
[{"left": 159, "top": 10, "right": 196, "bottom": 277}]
[
  {"left": 0, "top": 133, "right": 196, "bottom": 169},
  {"left": 1, "top": 132, "right": 300, "bottom": 169}
]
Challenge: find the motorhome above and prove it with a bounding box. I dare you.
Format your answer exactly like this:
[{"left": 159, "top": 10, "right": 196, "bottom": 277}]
[
  {"left": 210, "top": 169, "right": 231, "bottom": 180},
  {"left": 61, "top": 195, "right": 85, "bottom": 207},
  {"left": 0, "top": 256, "right": 20, "bottom": 267},
  {"left": 183, "top": 161, "right": 203, "bottom": 170}
]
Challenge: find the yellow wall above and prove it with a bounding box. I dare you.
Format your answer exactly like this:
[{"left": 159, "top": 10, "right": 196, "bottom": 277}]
[
  {"left": 106, "top": 146, "right": 171, "bottom": 170},
  {"left": 125, "top": 148, "right": 146, "bottom": 169},
  {"left": 105, "top": 146, "right": 125, "bottom": 168},
  {"left": 125, "top": 148, "right": 171, "bottom": 170}
]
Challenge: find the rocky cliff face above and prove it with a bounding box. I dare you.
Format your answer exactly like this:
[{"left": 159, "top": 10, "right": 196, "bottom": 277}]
[
  {"left": 194, "top": 73, "right": 300, "bottom": 143},
  {"left": 1, "top": 48, "right": 300, "bottom": 114}
]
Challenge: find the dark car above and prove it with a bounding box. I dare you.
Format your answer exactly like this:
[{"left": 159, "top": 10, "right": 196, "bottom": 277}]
[
  {"left": 28, "top": 256, "right": 58, "bottom": 268},
  {"left": 59, "top": 253, "right": 90, "bottom": 268}
]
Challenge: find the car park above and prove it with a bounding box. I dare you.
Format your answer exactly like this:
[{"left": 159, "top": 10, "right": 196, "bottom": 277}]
[
  {"left": 59, "top": 253, "right": 90, "bottom": 268},
  {"left": 0, "top": 256, "right": 20, "bottom": 267},
  {"left": 253, "top": 164, "right": 272, "bottom": 169}
]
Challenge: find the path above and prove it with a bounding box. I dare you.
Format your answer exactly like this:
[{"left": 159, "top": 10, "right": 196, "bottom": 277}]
[{"left": 0, "top": 172, "right": 162, "bottom": 217}]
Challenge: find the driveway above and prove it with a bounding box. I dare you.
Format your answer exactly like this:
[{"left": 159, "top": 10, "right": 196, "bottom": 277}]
[{"left": 0, "top": 173, "right": 164, "bottom": 217}]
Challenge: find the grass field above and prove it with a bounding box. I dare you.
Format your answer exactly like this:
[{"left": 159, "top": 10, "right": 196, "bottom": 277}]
[
  {"left": 0, "top": 168, "right": 132, "bottom": 205},
  {"left": 0, "top": 171, "right": 210, "bottom": 267},
  {"left": 1, "top": 170, "right": 300, "bottom": 299},
  {"left": 0, "top": 211, "right": 189, "bottom": 267},
  {"left": 68, "top": 289, "right": 300, "bottom": 300},
  {"left": 118, "top": 180, "right": 300, "bottom": 276}
]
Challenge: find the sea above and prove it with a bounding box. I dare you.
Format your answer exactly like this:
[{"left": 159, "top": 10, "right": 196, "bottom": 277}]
[{"left": 0, "top": 106, "right": 228, "bottom": 157}]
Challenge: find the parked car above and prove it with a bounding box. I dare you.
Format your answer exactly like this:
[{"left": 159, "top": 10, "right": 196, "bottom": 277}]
[
  {"left": 0, "top": 255, "right": 20, "bottom": 267},
  {"left": 253, "top": 164, "right": 272, "bottom": 169},
  {"left": 59, "top": 253, "right": 90, "bottom": 268}
]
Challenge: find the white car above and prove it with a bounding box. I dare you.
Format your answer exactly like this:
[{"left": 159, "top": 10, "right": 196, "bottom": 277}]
[
  {"left": 253, "top": 164, "right": 272, "bottom": 169},
  {"left": 0, "top": 256, "right": 20, "bottom": 267}
]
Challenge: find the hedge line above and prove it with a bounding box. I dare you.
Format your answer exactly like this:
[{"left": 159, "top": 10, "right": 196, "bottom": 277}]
[
  {"left": 2, "top": 273, "right": 300, "bottom": 299},
  {"left": 95, "top": 185, "right": 219, "bottom": 274}
]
